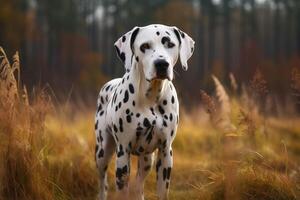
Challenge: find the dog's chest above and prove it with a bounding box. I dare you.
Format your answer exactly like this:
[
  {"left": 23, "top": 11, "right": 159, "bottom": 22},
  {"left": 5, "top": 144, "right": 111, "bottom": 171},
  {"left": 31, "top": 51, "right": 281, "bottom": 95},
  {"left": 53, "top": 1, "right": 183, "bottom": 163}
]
[{"left": 125, "top": 106, "right": 177, "bottom": 155}]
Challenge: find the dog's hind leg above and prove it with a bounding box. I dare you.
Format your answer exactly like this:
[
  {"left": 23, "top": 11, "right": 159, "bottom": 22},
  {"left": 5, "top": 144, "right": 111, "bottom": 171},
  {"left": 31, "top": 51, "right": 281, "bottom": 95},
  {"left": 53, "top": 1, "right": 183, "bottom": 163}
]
[
  {"left": 95, "top": 122, "right": 115, "bottom": 200},
  {"left": 135, "top": 153, "right": 154, "bottom": 200}
]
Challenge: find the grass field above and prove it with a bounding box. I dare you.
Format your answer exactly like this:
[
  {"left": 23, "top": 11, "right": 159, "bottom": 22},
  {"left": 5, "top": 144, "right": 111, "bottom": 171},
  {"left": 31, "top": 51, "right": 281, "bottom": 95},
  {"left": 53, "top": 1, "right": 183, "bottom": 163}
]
[{"left": 0, "top": 49, "right": 300, "bottom": 200}]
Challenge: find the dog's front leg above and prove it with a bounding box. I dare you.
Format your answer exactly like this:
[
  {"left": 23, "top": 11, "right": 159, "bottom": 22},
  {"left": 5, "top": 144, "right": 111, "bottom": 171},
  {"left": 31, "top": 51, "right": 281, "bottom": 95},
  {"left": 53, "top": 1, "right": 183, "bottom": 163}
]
[
  {"left": 115, "top": 144, "right": 130, "bottom": 196},
  {"left": 136, "top": 153, "right": 154, "bottom": 200},
  {"left": 156, "top": 145, "right": 173, "bottom": 200}
]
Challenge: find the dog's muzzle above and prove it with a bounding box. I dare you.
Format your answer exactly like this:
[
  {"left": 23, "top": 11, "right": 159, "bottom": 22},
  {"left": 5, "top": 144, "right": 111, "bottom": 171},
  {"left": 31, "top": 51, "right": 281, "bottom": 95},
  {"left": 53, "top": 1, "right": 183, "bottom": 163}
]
[{"left": 154, "top": 59, "right": 170, "bottom": 80}]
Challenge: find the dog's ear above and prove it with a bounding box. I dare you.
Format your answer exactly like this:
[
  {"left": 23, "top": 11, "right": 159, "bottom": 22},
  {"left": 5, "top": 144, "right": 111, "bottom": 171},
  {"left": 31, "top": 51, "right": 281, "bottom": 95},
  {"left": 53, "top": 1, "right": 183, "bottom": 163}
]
[
  {"left": 114, "top": 27, "right": 140, "bottom": 72},
  {"left": 173, "top": 27, "right": 195, "bottom": 71}
]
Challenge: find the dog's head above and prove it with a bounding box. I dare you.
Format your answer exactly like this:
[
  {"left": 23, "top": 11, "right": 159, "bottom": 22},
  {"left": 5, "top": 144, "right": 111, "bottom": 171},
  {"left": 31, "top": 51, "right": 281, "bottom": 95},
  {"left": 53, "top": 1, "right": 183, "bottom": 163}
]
[{"left": 114, "top": 24, "right": 195, "bottom": 81}]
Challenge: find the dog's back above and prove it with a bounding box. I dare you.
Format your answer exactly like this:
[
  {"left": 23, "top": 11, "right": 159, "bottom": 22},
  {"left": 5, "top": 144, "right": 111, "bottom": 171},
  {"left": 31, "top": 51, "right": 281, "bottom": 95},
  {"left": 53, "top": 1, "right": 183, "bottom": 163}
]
[{"left": 96, "top": 78, "right": 121, "bottom": 115}]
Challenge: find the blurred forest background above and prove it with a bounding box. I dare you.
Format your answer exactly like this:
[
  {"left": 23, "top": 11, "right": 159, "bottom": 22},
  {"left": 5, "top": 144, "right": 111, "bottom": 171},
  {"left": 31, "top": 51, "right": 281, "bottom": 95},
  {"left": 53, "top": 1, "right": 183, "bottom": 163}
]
[
  {"left": 1, "top": 0, "right": 300, "bottom": 106},
  {"left": 1, "top": 1, "right": 300, "bottom": 199}
]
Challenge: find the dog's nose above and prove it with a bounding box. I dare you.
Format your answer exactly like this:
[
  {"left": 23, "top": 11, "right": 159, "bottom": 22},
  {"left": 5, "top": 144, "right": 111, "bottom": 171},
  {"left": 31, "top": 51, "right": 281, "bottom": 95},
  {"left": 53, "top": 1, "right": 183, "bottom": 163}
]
[{"left": 155, "top": 59, "right": 169, "bottom": 78}]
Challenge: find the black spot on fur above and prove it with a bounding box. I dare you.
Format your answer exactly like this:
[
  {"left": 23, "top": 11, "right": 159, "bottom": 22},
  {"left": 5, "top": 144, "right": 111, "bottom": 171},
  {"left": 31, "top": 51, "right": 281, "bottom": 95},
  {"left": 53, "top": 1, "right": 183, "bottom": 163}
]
[
  {"left": 129, "top": 84, "right": 134, "bottom": 94},
  {"left": 143, "top": 118, "right": 151, "bottom": 128},
  {"left": 132, "top": 101, "right": 135, "bottom": 106},
  {"left": 119, "top": 118, "right": 124, "bottom": 132},
  {"left": 136, "top": 113, "right": 140, "bottom": 117},
  {"left": 120, "top": 52, "right": 125, "bottom": 63},
  {"left": 123, "top": 90, "right": 129, "bottom": 103},
  {"left": 122, "top": 35, "right": 126, "bottom": 42},
  {"left": 167, "top": 167, "right": 172, "bottom": 179},
  {"left": 113, "top": 124, "right": 118, "bottom": 133},
  {"left": 181, "top": 32, "right": 185, "bottom": 38},
  {"left": 163, "top": 168, "right": 167, "bottom": 180},
  {"left": 156, "top": 31, "right": 160, "bottom": 36},
  {"left": 163, "top": 120, "right": 167, "bottom": 127},
  {"left": 136, "top": 56, "right": 139, "bottom": 62},
  {"left": 156, "top": 159, "right": 162, "bottom": 172},
  {"left": 95, "top": 121, "right": 98, "bottom": 130},
  {"left": 171, "top": 96, "right": 175, "bottom": 104},
  {"left": 163, "top": 100, "right": 167, "bottom": 105},
  {"left": 165, "top": 31, "right": 170, "bottom": 35},
  {"left": 126, "top": 115, "right": 132, "bottom": 123},
  {"left": 150, "top": 107, "right": 155, "bottom": 115},
  {"left": 105, "top": 85, "right": 111, "bottom": 91},
  {"left": 117, "top": 145, "right": 124, "bottom": 157},
  {"left": 158, "top": 105, "right": 165, "bottom": 114},
  {"left": 98, "top": 148, "right": 104, "bottom": 158},
  {"left": 169, "top": 113, "right": 173, "bottom": 121},
  {"left": 171, "top": 130, "right": 174, "bottom": 137},
  {"left": 130, "top": 27, "right": 140, "bottom": 52},
  {"left": 173, "top": 28, "right": 181, "bottom": 45}
]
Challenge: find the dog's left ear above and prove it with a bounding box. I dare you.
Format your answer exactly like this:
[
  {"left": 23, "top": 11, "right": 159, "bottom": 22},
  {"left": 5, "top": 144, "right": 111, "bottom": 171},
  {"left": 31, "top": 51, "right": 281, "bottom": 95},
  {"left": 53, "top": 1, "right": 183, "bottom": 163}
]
[
  {"left": 114, "top": 26, "right": 140, "bottom": 72},
  {"left": 173, "top": 27, "right": 195, "bottom": 71}
]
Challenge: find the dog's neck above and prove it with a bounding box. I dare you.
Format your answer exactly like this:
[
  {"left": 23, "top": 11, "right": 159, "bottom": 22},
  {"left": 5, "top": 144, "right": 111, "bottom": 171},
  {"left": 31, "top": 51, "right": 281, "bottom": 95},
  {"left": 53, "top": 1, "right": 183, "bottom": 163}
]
[{"left": 129, "top": 61, "right": 168, "bottom": 105}]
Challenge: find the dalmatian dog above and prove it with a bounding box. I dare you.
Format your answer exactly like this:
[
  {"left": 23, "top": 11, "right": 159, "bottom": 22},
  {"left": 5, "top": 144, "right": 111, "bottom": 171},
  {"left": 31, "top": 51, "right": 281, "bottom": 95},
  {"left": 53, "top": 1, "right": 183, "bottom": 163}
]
[{"left": 95, "top": 24, "right": 194, "bottom": 200}]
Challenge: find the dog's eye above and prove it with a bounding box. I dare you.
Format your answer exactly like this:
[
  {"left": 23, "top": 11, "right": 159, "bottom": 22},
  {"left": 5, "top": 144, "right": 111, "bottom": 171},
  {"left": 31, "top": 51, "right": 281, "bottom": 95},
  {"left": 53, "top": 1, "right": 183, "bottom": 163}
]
[
  {"left": 140, "top": 43, "right": 151, "bottom": 53},
  {"left": 167, "top": 42, "right": 175, "bottom": 48}
]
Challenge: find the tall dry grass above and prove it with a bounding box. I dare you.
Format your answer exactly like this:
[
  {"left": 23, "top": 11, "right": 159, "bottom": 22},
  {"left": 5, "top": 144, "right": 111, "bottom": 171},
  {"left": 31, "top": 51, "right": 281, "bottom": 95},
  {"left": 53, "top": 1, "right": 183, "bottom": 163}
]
[
  {"left": 0, "top": 47, "right": 53, "bottom": 199},
  {"left": 197, "top": 73, "right": 299, "bottom": 200},
  {"left": 0, "top": 48, "right": 98, "bottom": 200}
]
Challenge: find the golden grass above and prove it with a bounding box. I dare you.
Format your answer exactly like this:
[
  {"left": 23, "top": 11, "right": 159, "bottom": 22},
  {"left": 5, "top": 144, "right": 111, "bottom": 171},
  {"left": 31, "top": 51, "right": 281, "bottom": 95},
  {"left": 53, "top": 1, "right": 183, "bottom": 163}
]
[{"left": 0, "top": 48, "right": 299, "bottom": 200}]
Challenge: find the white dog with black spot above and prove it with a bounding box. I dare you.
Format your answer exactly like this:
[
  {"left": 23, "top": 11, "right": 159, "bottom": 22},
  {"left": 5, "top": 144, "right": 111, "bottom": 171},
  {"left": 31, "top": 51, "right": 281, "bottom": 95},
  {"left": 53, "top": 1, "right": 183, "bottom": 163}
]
[{"left": 94, "top": 24, "right": 194, "bottom": 200}]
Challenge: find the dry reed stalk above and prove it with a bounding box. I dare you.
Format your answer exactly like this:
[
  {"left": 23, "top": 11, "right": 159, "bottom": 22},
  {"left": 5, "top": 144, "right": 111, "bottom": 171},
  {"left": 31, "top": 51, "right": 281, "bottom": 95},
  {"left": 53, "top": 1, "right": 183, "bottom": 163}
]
[
  {"left": 211, "top": 75, "right": 236, "bottom": 133},
  {"left": 0, "top": 47, "right": 19, "bottom": 104},
  {"left": 229, "top": 72, "right": 238, "bottom": 93},
  {"left": 200, "top": 89, "right": 217, "bottom": 116}
]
